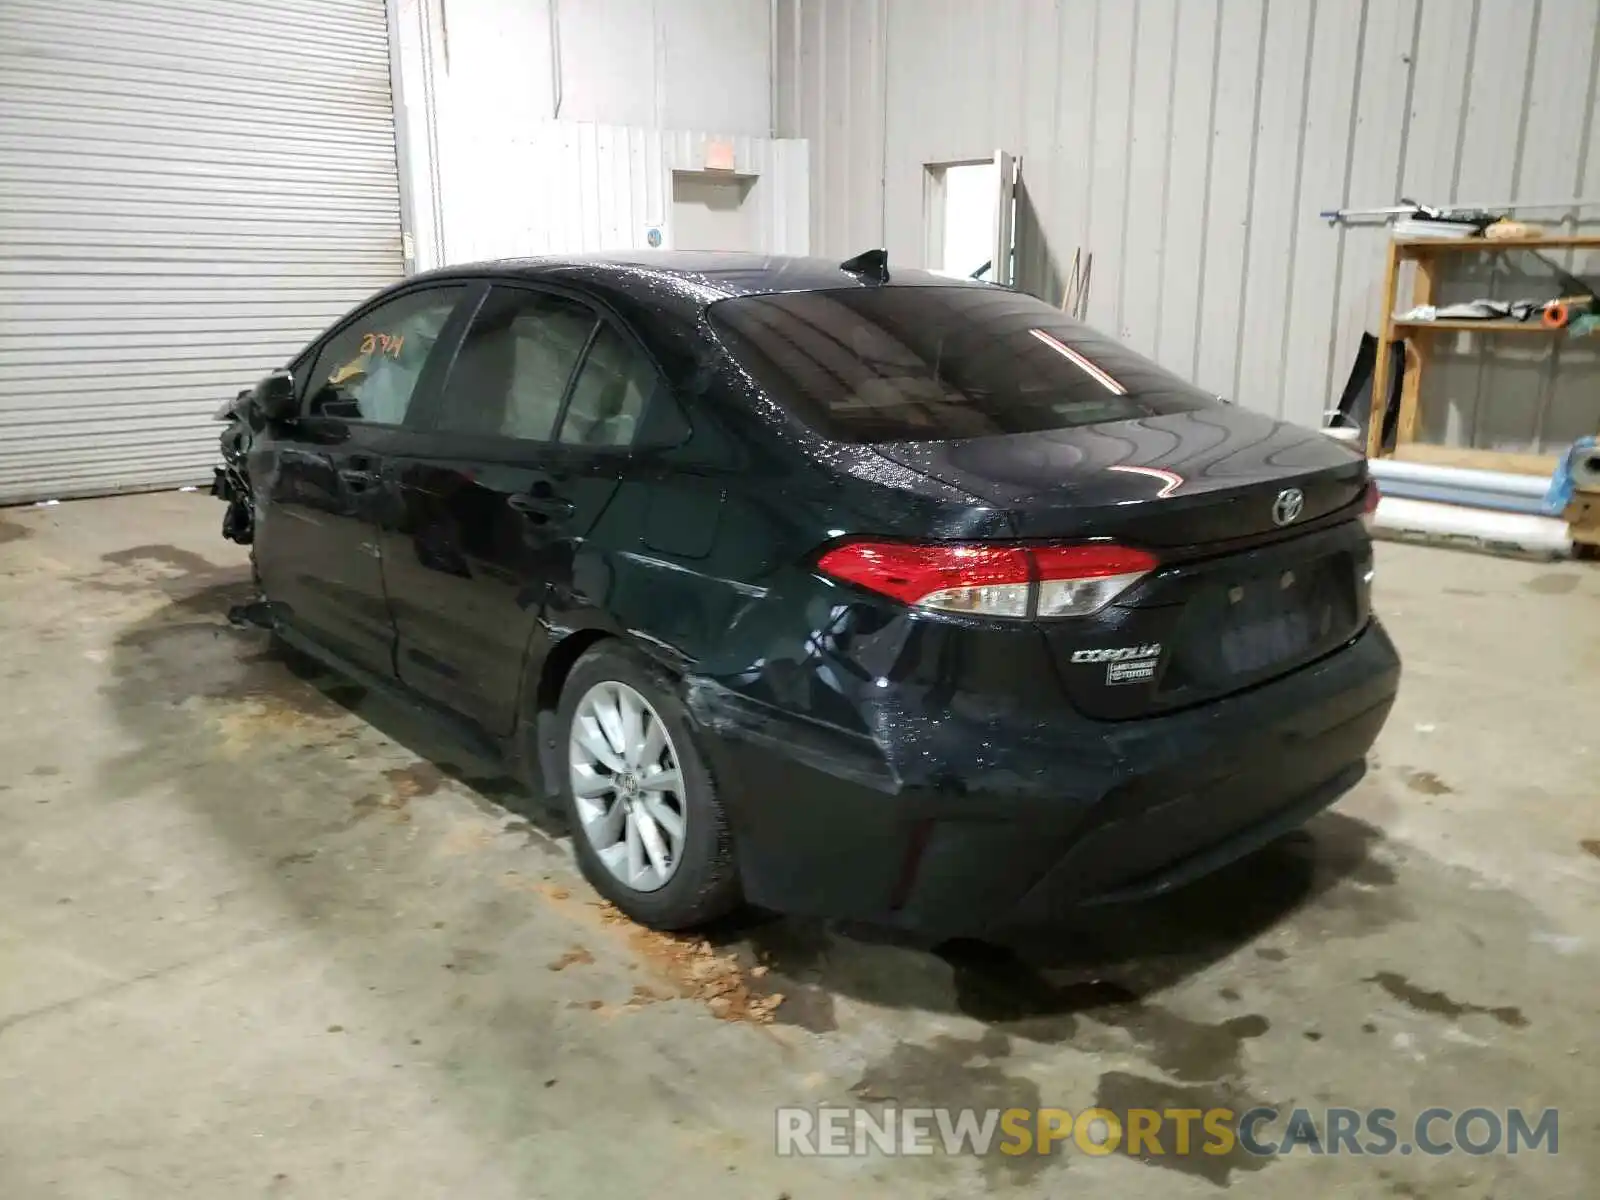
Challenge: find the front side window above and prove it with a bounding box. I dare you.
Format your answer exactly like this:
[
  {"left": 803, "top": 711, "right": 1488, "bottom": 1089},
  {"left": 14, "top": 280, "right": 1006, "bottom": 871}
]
[
  {"left": 305, "top": 287, "right": 465, "bottom": 424},
  {"left": 436, "top": 289, "right": 598, "bottom": 440}
]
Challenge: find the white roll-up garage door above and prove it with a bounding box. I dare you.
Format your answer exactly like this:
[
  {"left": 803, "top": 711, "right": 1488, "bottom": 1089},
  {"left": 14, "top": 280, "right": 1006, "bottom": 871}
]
[{"left": 0, "top": 0, "right": 407, "bottom": 503}]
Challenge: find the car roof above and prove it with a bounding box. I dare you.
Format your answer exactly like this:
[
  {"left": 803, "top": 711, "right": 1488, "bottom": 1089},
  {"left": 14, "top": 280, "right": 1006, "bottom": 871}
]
[{"left": 409, "top": 251, "right": 987, "bottom": 307}]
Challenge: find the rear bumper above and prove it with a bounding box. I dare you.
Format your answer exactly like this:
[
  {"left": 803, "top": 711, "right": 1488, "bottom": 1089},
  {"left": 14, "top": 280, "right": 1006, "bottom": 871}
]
[{"left": 690, "top": 619, "right": 1400, "bottom": 937}]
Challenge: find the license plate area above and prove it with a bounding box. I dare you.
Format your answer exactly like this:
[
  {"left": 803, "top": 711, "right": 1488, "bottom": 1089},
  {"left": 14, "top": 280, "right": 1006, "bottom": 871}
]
[{"left": 1161, "top": 553, "right": 1358, "bottom": 693}]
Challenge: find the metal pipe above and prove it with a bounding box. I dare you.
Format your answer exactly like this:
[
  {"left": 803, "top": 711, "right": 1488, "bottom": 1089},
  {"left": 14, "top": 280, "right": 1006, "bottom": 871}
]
[
  {"left": 550, "top": 0, "right": 563, "bottom": 118},
  {"left": 1321, "top": 198, "right": 1600, "bottom": 223},
  {"left": 1366, "top": 458, "right": 1550, "bottom": 499},
  {"left": 1372, "top": 480, "right": 1548, "bottom": 516},
  {"left": 1371, "top": 497, "right": 1571, "bottom": 559}
]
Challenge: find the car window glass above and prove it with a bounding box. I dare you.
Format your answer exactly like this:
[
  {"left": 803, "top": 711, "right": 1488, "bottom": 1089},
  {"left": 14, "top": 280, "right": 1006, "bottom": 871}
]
[
  {"left": 707, "top": 286, "right": 1218, "bottom": 443},
  {"left": 558, "top": 324, "right": 657, "bottom": 448},
  {"left": 436, "top": 289, "right": 598, "bottom": 440},
  {"left": 305, "top": 288, "right": 464, "bottom": 424}
]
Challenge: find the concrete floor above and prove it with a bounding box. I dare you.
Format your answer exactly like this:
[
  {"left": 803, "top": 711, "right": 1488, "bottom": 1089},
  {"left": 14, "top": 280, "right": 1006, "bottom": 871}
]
[{"left": 1, "top": 491, "right": 1597, "bottom": 1199}]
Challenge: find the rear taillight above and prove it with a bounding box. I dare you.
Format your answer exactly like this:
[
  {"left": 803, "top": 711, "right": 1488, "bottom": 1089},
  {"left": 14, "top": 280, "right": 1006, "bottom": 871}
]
[
  {"left": 1032, "top": 544, "right": 1160, "bottom": 617},
  {"left": 1361, "top": 478, "right": 1380, "bottom": 530},
  {"left": 816, "top": 540, "right": 1157, "bottom": 618}
]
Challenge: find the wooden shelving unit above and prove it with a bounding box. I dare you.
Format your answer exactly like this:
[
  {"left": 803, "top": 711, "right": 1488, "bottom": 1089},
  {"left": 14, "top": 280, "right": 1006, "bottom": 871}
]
[
  {"left": 1391, "top": 318, "right": 1575, "bottom": 334},
  {"left": 1368, "top": 234, "right": 1600, "bottom": 474}
]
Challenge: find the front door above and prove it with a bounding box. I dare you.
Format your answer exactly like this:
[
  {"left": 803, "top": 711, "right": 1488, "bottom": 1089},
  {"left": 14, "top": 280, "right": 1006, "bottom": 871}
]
[{"left": 252, "top": 284, "right": 469, "bottom": 676}]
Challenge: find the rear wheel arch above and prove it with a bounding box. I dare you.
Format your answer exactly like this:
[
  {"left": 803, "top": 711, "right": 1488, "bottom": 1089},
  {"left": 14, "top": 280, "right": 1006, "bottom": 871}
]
[{"left": 521, "top": 626, "right": 691, "bottom": 794}]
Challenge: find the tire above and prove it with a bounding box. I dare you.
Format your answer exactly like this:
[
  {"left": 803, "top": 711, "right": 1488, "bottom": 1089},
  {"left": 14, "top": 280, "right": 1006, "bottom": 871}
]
[{"left": 556, "top": 642, "right": 741, "bottom": 930}]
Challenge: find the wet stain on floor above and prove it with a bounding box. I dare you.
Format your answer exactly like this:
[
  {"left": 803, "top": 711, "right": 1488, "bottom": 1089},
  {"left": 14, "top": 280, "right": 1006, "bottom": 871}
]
[
  {"left": 758, "top": 975, "right": 837, "bottom": 1034},
  {"left": 851, "top": 1030, "right": 1049, "bottom": 1185},
  {"left": 86, "top": 545, "right": 243, "bottom": 601},
  {"left": 342, "top": 763, "right": 451, "bottom": 825},
  {"left": 1255, "top": 947, "right": 1288, "bottom": 962},
  {"left": 940, "top": 942, "right": 1270, "bottom": 1080},
  {"left": 1526, "top": 573, "right": 1579, "bottom": 595},
  {"left": 1580, "top": 839, "right": 1600, "bottom": 860},
  {"left": 0, "top": 519, "right": 31, "bottom": 545},
  {"left": 101, "top": 544, "right": 223, "bottom": 576},
  {"left": 1400, "top": 769, "right": 1453, "bottom": 795},
  {"left": 1365, "top": 971, "right": 1527, "bottom": 1028},
  {"left": 28, "top": 765, "right": 60, "bottom": 777},
  {"left": 1092, "top": 1071, "right": 1273, "bottom": 1186},
  {"left": 350, "top": 791, "right": 410, "bottom": 823},
  {"left": 1105, "top": 1009, "right": 1269, "bottom": 1082},
  {"left": 384, "top": 762, "right": 447, "bottom": 802},
  {"left": 447, "top": 947, "right": 500, "bottom": 975}
]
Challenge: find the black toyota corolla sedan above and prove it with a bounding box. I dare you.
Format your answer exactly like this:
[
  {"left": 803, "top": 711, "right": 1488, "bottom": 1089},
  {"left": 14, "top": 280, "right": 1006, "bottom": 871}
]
[{"left": 214, "top": 250, "right": 1399, "bottom": 936}]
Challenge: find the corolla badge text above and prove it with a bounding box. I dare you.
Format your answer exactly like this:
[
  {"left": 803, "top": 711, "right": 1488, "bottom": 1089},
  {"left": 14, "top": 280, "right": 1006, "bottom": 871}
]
[{"left": 1071, "top": 644, "right": 1161, "bottom": 663}]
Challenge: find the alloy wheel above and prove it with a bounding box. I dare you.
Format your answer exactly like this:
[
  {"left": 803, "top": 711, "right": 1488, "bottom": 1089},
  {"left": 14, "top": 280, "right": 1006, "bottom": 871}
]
[{"left": 568, "top": 680, "right": 687, "bottom": 893}]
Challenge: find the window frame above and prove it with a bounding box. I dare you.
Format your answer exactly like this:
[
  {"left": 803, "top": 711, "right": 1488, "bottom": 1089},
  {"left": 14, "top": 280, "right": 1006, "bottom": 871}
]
[
  {"left": 416, "top": 283, "right": 601, "bottom": 445},
  {"left": 553, "top": 318, "right": 665, "bottom": 451},
  {"left": 292, "top": 280, "right": 484, "bottom": 430},
  {"left": 409, "top": 278, "right": 684, "bottom": 457}
]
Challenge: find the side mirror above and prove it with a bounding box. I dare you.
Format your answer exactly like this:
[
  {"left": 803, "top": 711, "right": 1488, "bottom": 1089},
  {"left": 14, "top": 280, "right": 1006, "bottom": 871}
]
[{"left": 253, "top": 369, "right": 298, "bottom": 421}]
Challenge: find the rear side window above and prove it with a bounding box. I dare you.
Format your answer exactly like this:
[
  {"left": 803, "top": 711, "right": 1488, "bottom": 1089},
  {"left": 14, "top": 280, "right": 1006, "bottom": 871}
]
[
  {"left": 707, "top": 286, "right": 1218, "bottom": 443},
  {"left": 436, "top": 288, "right": 598, "bottom": 440},
  {"left": 557, "top": 324, "right": 657, "bottom": 448}
]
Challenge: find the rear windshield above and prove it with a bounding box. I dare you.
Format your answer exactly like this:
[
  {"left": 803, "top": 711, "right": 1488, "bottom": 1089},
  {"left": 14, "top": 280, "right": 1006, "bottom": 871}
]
[{"left": 708, "top": 285, "right": 1218, "bottom": 443}]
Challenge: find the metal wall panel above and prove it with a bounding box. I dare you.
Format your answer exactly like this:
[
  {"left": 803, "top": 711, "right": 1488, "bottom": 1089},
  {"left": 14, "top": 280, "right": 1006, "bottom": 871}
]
[
  {"left": 0, "top": 0, "right": 405, "bottom": 503},
  {"left": 778, "top": 0, "right": 1600, "bottom": 441},
  {"left": 438, "top": 119, "right": 808, "bottom": 263},
  {"left": 776, "top": 0, "right": 888, "bottom": 256}
]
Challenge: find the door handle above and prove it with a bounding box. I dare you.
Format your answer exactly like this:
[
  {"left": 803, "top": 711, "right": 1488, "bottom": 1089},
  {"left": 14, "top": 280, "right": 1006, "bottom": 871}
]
[{"left": 507, "top": 492, "right": 575, "bottom": 519}]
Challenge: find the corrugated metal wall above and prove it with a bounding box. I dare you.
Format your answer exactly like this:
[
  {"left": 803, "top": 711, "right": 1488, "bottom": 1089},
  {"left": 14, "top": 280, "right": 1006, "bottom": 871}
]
[
  {"left": 776, "top": 0, "right": 1600, "bottom": 438},
  {"left": 439, "top": 121, "right": 809, "bottom": 262},
  {"left": 0, "top": 0, "right": 405, "bottom": 503}
]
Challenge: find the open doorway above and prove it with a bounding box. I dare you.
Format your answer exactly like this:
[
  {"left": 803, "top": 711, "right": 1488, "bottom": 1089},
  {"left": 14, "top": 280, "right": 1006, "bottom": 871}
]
[
  {"left": 923, "top": 152, "right": 1016, "bottom": 284},
  {"left": 671, "top": 171, "right": 758, "bottom": 251}
]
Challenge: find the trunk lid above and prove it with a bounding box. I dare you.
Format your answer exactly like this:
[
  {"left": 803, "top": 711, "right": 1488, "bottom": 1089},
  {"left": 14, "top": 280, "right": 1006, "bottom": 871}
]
[
  {"left": 877, "top": 410, "right": 1373, "bottom": 720},
  {"left": 872, "top": 406, "right": 1368, "bottom": 546}
]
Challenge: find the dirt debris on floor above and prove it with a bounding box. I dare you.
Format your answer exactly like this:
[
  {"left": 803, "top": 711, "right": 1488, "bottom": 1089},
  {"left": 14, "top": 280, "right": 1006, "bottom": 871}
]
[{"left": 565, "top": 895, "right": 787, "bottom": 1024}]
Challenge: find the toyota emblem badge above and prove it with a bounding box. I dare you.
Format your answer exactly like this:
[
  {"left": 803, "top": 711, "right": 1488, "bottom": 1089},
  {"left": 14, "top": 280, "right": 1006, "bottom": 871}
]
[{"left": 1272, "top": 487, "right": 1305, "bottom": 526}]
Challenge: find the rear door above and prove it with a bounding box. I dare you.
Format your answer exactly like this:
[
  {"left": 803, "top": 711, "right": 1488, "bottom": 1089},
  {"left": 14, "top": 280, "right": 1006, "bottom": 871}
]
[
  {"left": 253, "top": 284, "right": 469, "bottom": 675},
  {"left": 378, "top": 284, "right": 661, "bottom": 733},
  {"left": 378, "top": 285, "right": 597, "bottom": 728}
]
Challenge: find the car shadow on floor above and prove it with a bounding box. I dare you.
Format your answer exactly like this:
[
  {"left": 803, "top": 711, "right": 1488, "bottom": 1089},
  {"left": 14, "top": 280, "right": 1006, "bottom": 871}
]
[
  {"left": 106, "top": 568, "right": 1395, "bottom": 1049},
  {"left": 264, "top": 629, "right": 571, "bottom": 843},
  {"left": 697, "top": 807, "right": 1396, "bottom": 1037}
]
